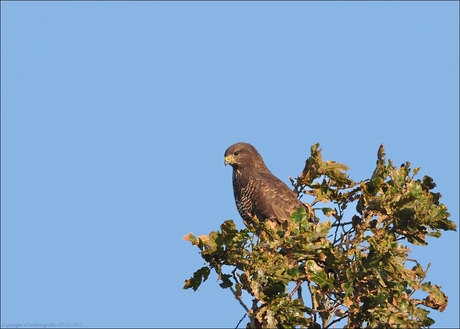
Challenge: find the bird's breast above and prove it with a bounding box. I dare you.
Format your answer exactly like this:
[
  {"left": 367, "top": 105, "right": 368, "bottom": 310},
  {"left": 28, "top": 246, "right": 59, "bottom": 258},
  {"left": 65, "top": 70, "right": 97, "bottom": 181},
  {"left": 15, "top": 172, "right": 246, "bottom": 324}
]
[{"left": 232, "top": 172, "right": 255, "bottom": 221}]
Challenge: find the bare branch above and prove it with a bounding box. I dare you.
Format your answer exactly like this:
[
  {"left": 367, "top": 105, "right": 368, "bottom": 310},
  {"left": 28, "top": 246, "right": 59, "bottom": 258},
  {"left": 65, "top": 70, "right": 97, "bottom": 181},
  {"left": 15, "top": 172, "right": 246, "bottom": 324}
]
[
  {"left": 325, "top": 311, "right": 349, "bottom": 329},
  {"left": 235, "top": 313, "right": 247, "bottom": 329},
  {"left": 297, "top": 283, "right": 304, "bottom": 305},
  {"left": 229, "top": 286, "right": 250, "bottom": 313},
  {"left": 288, "top": 280, "right": 303, "bottom": 299}
]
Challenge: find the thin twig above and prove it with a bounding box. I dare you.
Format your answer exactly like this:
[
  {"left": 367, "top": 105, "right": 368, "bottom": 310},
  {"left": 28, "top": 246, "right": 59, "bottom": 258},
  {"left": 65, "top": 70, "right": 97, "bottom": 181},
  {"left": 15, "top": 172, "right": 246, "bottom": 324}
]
[
  {"left": 324, "top": 311, "right": 349, "bottom": 328},
  {"left": 408, "top": 263, "right": 431, "bottom": 298},
  {"left": 297, "top": 283, "right": 304, "bottom": 305},
  {"left": 235, "top": 313, "right": 247, "bottom": 329},
  {"left": 307, "top": 280, "right": 317, "bottom": 324},
  {"left": 229, "top": 286, "right": 250, "bottom": 313},
  {"left": 232, "top": 267, "right": 240, "bottom": 284},
  {"left": 333, "top": 220, "right": 341, "bottom": 245},
  {"left": 331, "top": 221, "right": 353, "bottom": 227},
  {"left": 288, "top": 280, "right": 303, "bottom": 298}
]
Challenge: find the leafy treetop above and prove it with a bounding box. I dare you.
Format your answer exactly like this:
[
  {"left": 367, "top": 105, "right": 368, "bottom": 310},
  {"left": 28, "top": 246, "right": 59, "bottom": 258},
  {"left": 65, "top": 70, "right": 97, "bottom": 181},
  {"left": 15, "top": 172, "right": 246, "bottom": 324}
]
[{"left": 184, "top": 144, "right": 456, "bottom": 328}]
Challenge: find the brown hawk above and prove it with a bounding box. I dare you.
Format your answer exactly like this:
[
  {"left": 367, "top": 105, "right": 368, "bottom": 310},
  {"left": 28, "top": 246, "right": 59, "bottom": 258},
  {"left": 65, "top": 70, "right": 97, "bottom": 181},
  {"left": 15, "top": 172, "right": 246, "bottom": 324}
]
[{"left": 224, "top": 142, "right": 304, "bottom": 230}]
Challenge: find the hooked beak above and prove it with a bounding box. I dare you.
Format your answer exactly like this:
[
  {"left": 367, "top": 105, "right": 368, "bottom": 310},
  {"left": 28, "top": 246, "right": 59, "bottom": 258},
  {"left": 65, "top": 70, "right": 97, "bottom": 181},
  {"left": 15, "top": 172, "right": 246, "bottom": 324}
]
[{"left": 224, "top": 154, "right": 233, "bottom": 166}]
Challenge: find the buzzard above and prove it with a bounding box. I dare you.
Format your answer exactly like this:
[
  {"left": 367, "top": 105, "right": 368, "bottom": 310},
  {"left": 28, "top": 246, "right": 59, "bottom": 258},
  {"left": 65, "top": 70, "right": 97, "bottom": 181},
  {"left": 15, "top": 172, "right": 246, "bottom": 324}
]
[{"left": 224, "top": 142, "right": 304, "bottom": 230}]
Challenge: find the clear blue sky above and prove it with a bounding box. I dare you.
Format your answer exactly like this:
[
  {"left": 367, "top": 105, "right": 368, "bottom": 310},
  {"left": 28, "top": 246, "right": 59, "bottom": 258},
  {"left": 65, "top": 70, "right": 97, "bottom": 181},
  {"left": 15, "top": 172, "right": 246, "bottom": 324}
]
[{"left": 1, "top": 2, "right": 458, "bottom": 328}]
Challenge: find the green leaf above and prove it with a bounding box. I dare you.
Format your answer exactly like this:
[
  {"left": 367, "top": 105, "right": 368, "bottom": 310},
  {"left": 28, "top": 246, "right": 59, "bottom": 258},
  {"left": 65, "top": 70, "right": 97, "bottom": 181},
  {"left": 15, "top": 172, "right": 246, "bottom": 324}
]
[
  {"left": 362, "top": 291, "right": 388, "bottom": 309},
  {"left": 322, "top": 207, "right": 336, "bottom": 217},
  {"left": 183, "top": 232, "right": 197, "bottom": 244},
  {"left": 421, "top": 282, "right": 448, "bottom": 312},
  {"left": 183, "top": 266, "right": 210, "bottom": 291},
  {"left": 421, "top": 175, "right": 436, "bottom": 190},
  {"left": 219, "top": 274, "right": 233, "bottom": 289},
  {"left": 290, "top": 206, "right": 308, "bottom": 224},
  {"left": 371, "top": 144, "right": 388, "bottom": 182},
  {"left": 305, "top": 260, "right": 333, "bottom": 289}
]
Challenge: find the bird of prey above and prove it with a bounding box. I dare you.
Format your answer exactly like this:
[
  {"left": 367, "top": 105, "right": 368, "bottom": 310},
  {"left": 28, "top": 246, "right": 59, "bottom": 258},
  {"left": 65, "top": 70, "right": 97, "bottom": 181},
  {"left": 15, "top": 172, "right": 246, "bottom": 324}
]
[{"left": 224, "top": 142, "right": 304, "bottom": 230}]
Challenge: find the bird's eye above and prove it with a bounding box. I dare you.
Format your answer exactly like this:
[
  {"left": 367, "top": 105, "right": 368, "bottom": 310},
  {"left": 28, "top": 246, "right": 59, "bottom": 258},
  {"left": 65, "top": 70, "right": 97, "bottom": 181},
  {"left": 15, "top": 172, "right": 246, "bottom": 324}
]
[{"left": 234, "top": 151, "right": 239, "bottom": 156}]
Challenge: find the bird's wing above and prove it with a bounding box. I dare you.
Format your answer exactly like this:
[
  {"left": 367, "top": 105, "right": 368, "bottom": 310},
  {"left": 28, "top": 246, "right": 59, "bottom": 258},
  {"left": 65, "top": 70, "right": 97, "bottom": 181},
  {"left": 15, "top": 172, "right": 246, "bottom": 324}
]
[{"left": 251, "top": 172, "right": 303, "bottom": 225}]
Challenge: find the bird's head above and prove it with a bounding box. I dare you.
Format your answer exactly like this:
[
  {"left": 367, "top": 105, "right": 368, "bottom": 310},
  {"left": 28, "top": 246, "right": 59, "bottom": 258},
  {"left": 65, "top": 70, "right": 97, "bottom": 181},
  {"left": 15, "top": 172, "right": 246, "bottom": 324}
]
[{"left": 224, "top": 142, "right": 269, "bottom": 172}]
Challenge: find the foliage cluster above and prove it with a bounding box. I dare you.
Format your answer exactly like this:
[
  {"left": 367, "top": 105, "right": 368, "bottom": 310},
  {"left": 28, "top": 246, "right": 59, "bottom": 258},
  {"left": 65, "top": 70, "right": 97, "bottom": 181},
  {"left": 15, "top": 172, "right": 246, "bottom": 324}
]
[{"left": 184, "top": 144, "right": 456, "bottom": 328}]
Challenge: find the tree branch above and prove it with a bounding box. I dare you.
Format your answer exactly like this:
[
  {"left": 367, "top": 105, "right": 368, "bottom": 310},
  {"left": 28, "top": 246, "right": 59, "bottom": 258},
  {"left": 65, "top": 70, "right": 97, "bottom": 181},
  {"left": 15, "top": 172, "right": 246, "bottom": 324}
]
[
  {"left": 288, "top": 280, "right": 303, "bottom": 299},
  {"left": 229, "top": 286, "right": 250, "bottom": 313},
  {"left": 234, "top": 313, "right": 247, "bottom": 329},
  {"left": 297, "top": 283, "right": 304, "bottom": 305},
  {"left": 325, "top": 311, "right": 349, "bottom": 328},
  {"left": 307, "top": 280, "right": 317, "bottom": 324}
]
